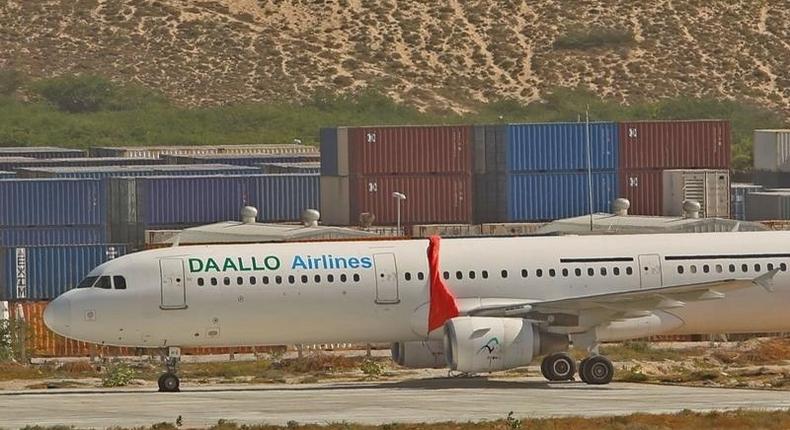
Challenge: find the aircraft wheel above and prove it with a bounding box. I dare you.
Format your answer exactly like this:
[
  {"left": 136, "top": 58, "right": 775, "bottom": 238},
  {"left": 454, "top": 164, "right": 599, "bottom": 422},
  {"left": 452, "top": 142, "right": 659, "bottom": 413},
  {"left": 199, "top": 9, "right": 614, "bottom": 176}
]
[
  {"left": 580, "top": 355, "right": 614, "bottom": 385},
  {"left": 158, "top": 372, "right": 180, "bottom": 392},
  {"left": 541, "top": 352, "right": 577, "bottom": 381},
  {"left": 578, "top": 358, "right": 589, "bottom": 383}
]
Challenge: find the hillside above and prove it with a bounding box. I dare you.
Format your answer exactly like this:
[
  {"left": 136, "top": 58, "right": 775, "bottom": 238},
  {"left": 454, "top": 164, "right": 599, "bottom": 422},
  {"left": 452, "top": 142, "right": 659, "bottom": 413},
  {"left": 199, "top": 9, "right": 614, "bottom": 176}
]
[{"left": 1, "top": 0, "right": 789, "bottom": 117}]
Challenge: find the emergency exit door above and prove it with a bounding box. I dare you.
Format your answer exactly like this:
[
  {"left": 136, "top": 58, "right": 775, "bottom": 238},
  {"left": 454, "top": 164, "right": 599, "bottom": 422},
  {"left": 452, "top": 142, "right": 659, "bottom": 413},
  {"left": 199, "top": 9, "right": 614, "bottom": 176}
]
[
  {"left": 160, "top": 259, "right": 187, "bottom": 309},
  {"left": 638, "top": 254, "right": 662, "bottom": 289},
  {"left": 374, "top": 253, "right": 400, "bottom": 304}
]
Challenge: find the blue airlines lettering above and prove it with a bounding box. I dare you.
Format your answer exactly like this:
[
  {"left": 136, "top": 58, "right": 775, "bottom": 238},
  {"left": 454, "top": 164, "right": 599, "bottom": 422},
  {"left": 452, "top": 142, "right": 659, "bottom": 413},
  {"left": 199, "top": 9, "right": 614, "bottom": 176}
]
[{"left": 291, "top": 255, "right": 373, "bottom": 270}]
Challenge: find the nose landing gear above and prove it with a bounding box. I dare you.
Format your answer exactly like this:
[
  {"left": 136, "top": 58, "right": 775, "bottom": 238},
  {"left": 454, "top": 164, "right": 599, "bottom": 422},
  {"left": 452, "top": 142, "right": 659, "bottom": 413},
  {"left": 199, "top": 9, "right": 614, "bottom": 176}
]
[{"left": 158, "top": 347, "right": 181, "bottom": 392}]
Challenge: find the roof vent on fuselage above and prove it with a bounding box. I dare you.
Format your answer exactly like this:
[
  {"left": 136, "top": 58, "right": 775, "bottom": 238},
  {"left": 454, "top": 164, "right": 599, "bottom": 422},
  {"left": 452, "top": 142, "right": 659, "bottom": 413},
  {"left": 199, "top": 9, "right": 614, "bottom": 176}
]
[
  {"left": 241, "top": 206, "right": 258, "bottom": 224},
  {"left": 683, "top": 200, "right": 701, "bottom": 219},
  {"left": 612, "top": 198, "right": 630, "bottom": 216},
  {"left": 302, "top": 209, "right": 320, "bottom": 227}
]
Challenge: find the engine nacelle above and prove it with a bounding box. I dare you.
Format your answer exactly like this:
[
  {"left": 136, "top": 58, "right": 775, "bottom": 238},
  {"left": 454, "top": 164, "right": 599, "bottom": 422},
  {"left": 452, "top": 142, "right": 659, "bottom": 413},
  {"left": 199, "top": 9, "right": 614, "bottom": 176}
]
[
  {"left": 443, "top": 316, "right": 568, "bottom": 373},
  {"left": 391, "top": 341, "right": 446, "bottom": 368}
]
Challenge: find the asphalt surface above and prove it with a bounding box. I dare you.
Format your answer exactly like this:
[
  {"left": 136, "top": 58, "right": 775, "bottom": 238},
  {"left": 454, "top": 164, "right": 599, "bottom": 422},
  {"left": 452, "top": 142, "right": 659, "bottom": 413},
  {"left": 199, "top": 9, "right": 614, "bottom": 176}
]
[{"left": 1, "top": 377, "right": 789, "bottom": 428}]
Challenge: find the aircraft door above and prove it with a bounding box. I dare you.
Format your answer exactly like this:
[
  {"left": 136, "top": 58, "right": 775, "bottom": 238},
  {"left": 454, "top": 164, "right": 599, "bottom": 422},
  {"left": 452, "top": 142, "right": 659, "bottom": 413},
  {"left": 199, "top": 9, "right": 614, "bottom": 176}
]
[
  {"left": 373, "top": 253, "right": 400, "bottom": 304},
  {"left": 637, "top": 254, "right": 662, "bottom": 289},
  {"left": 160, "top": 258, "right": 187, "bottom": 309}
]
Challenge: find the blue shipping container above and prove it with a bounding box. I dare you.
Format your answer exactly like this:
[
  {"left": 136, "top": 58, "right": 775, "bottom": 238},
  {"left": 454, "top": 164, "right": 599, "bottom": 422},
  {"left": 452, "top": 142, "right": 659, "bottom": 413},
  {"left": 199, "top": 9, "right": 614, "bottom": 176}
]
[
  {"left": 0, "top": 157, "right": 164, "bottom": 171},
  {"left": 507, "top": 122, "right": 619, "bottom": 172},
  {"left": 15, "top": 164, "right": 260, "bottom": 179},
  {"left": 1, "top": 244, "right": 128, "bottom": 300},
  {"left": 320, "top": 127, "right": 339, "bottom": 176},
  {"left": 0, "top": 179, "right": 108, "bottom": 227},
  {"left": 0, "top": 146, "right": 86, "bottom": 159},
  {"left": 507, "top": 171, "right": 618, "bottom": 221},
  {"left": 0, "top": 171, "right": 15, "bottom": 179},
  {"left": 137, "top": 174, "right": 319, "bottom": 225},
  {"left": 731, "top": 183, "right": 763, "bottom": 220},
  {"left": 0, "top": 226, "right": 108, "bottom": 247}
]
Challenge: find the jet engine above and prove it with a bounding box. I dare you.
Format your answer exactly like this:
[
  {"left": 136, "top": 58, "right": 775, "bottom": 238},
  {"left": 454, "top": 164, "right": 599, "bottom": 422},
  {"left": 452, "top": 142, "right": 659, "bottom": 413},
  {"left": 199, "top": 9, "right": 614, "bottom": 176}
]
[
  {"left": 443, "top": 316, "right": 568, "bottom": 373},
  {"left": 391, "top": 341, "right": 446, "bottom": 368}
]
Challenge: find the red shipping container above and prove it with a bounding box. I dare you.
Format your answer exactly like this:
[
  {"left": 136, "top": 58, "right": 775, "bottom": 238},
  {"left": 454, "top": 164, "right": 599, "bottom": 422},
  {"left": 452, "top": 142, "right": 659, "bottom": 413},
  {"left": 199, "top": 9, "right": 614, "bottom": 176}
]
[
  {"left": 618, "top": 169, "right": 664, "bottom": 216},
  {"left": 619, "top": 120, "right": 731, "bottom": 169},
  {"left": 348, "top": 126, "right": 472, "bottom": 175},
  {"left": 350, "top": 174, "right": 472, "bottom": 225}
]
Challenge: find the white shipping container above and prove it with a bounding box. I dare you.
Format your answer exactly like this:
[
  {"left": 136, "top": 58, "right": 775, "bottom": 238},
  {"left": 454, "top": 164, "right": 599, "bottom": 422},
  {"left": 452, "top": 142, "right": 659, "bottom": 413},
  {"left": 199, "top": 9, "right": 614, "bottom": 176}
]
[
  {"left": 662, "top": 170, "right": 730, "bottom": 218},
  {"left": 753, "top": 130, "right": 790, "bottom": 172}
]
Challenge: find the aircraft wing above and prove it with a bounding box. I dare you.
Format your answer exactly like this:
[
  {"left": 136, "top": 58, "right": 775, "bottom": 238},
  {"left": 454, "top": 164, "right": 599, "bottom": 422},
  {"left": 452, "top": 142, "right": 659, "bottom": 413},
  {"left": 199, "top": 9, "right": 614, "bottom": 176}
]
[{"left": 466, "top": 269, "right": 779, "bottom": 327}]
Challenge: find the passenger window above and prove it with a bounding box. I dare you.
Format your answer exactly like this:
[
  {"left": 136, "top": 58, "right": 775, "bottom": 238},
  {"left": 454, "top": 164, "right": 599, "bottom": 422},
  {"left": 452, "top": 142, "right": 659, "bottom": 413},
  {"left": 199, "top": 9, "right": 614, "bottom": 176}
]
[
  {"left": 600, "top": 268, "right": 607, "bottom": 276},
  {"left": 768, "top": 263, "right": 774, "bottom": 271},
  {"left": 690, "top": 265, "right": 698, "bottom": 274},
  {"left": 536, "top": 269, "right": 543, "bottom": 278},
  {"left": 262, "top": 276, "right": 269, "bottom": 285},
  {"left": 211, "top": 277, "right": 218, "bottom": 286},
  {"left": 340, "top": 274, "right": 348, "bottom": 282},
  {"left": 742, "top": 264, "right": 748, "bottom": 273},
  {"left": 223, "top": 277, "right": 231, "bottom": 286},
  {"left": 197, "top": 278, "right": 205, "bottom": 287},
  {"left": 729, "top": 264, "right": 735, "bottom": 273},
  {"left": 443, "top": 271, "right": 450, "bottom": 280},
  {"left": 275, "top": 275, "right": 283, "bottom": 284},
  {"left": 288, "top": 275, "right": 295, "bottom": 284},
  {"left": 327, "top": 274, "right": 334, "bottom": 283},
  {"left": 715, "top": 264, "right": 723, "bottom": 273},
  {"left": 562, "top": 268, "right": 569, "bottom": 277},
  {"left": 549, "top": 268, "right": 556, "bottom": 277},
  {"left": 113, "top": 276, "right": 127, "bottom": 290},
  {"left": 754, "top": 264, "right": 761, "bottom": 272},
  {"left": 613, "top": 267, "right": 620, "bottom": 276},
  {"left": 482, "top": 270, "right": 489, "bottom": 279},
  {"left": 314, "top": 275, "right": 321, "bottom": 283},
  {"left": 237, "top": 276, "right": 243, "bottom": 285},
  {"left": 587, "top": 268, "right": 594, "bottom": 276},
  {"left": 677, "top": 266, "right": 684, "bottom": 274},
  {"left": 626, "top": 267, "right": 633, "bottom": 275},
  {"left": 417, "top": 272, "right": 425, "bottom": 280},
  {"left": 703, "top": 265, "right": 710, "bottom": 274},
  {"left": 521, "top": 269, "right": 528, "bottom": 278},
  {"left": 353, "top": 274, "right": 360, "bottom": 282},
  {"left": 781, "top": 263, "right": 788, "bottom": 272},
  {"left": 301, "top": 275, "right": 308, "bottom": 283},
  {"left": 250, "top": 276, "right": 257, "bottom": 285},
  {"left": 575, "top": 268, "right": 582, "bottom": 277},
  {"left": 77, "top": 276, "right": 98, "bottom": 289},
  {"left": 405, "top": 272, "right": 412, "bottom": 281},
  {"left": 456, "top": 271, "right": 463, "bottom": 280},
  {"left": 501, "top": 270, "right": 508, "bottom": 279},
  {"left": 469, "top": 271, "right": 476, "bottom": 279}
]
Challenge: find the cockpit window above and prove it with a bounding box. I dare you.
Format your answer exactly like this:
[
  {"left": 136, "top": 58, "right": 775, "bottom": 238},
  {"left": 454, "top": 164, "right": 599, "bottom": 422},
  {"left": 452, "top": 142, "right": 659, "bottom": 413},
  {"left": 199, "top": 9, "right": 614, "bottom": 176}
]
[
  {"left": 94, "top": 276, "right": 112, "bottom": 289},
  {"left": 77, "top": 276, "right": 98, "bottom": 289},
  {"left": 113, "top": 276, "right": 127, "bottom": 290}
]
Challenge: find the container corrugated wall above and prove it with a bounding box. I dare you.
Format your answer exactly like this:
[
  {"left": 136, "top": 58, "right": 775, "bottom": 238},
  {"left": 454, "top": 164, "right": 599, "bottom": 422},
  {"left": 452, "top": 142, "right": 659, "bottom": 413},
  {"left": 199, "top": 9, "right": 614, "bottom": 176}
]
[
  {"left": 1, "top": 244, "right": 127, "bottom": 300},
  {"left": 346, "top": 126, "right": 472, "bottom": 175},
  {"left": 160, "top": 153, "right": 320, "bottom": 166},
  {"left": 506, "top": 122, "right": 619, "bottom": 171},
  {"left": 507, "top": 171, "right": 617, "bottom": 221},
  {"left": 260, "top": 162, "right": 321, "bottom": 174},
  {"left": 0, "top": 226, "right": 109, "bottom": 247},
  {"left": 0, "top": 179, "right": 107, "bottom": 226},
  {"left": 320, "top": 127, "right": 340, "bottom": 176},
  {"left": 15, "top": 164, "right": 260, "bottom": 179},
  {"left": 618, "top": 169, "right": 664, "bottom": 215},
  {"left": 0, "top": 157, "right": 165, "bottom": 171},
  {"left": 250, "top": 174, "right": 320, "bottom": 221},
  {"left": 349, "top": 174, "right": 472, "bottom": 225},
  {"left": 619, "top": 120, "right": 731, "bottom": 169},
  {"left": 731, "top": 183, "right": 763, "bottom": 220},
  {"left": 0, "top": 171, "right": 15, "bottom": 179},
  {"left": 0, "top": 147, "right": 86, "bottom": 158},
  {"left": 90, "top": 144, "right": 316, "bottom": 158},
  {"left": 745, "top": 192, "right": 790, "bottom": 221},
  {"left": 752, "top": 171, "right": 790, "bottom": 188},
  {"left": 753, "top": 130, "right": 790, "bottom": 172}
]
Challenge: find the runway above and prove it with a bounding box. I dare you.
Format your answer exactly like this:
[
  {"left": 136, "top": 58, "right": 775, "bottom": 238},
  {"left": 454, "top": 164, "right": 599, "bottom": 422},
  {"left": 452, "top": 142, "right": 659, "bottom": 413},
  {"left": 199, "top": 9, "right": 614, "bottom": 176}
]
[{"left": 1, "top": 377, "right": 788, "bottom": 428}]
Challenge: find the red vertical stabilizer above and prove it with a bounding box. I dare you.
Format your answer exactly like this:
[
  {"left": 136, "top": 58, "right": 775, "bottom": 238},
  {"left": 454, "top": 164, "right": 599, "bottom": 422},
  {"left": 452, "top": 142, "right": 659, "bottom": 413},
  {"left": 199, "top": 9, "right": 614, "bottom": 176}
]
[{"left": 427, "top": 236, "right": 460, "bottom": 333}]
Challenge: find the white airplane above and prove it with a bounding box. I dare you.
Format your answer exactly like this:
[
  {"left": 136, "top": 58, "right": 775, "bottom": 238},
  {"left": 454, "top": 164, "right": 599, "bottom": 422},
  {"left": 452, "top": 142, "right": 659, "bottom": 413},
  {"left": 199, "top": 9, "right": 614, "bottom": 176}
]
[{"left": 44, "top": 232, "right": 789, "bottom": 392}]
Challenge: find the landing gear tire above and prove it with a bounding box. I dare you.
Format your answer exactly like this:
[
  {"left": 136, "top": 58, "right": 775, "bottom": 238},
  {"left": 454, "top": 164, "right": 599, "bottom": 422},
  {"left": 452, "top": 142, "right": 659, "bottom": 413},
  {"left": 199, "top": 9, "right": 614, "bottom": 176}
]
[
  {"left": 578, "top": 358, "right": 589, "bottom": 383},
  {"left": 579, "top": 355, "right": 614, "bottom": 385},
  {"left": 158, "top": 372, "right": 180, "bottom": 392},
  {"left": 541, "top": 353, "right": 577, "bottom": 381}
]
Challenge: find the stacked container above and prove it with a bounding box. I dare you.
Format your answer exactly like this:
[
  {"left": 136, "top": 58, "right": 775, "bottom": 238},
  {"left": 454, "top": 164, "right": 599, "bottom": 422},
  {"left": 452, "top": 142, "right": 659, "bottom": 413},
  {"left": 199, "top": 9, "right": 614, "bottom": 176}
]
[
  {"left": 618, "top": 120, "right": 731, "bottom": 215},
  {"left": 320, "top": 126, "right": 473, "bottom": 225},
  {"left": 0, "top": 147, "right": 86, "bottom": 158},
  {"left": 474, "top": 122, "right": 619, "bottom": 222},
  {"left": 161, "top": 153, "right": 320, "bottom": 166},
  {"left": 731, "top": 183, "right": 763, "bottom": 220},
  {"left": 745, "top": 190, "right": 790, "bottom": 221},
  {"left": 0, "top": 171, "right": 14, "bottom": 179},
  {"left": 752, "top": 130, "right": 790, "bottom": 188},
  {"left": 109, "top": 174, "right": 319, "bottom": 248},
  {"left": 14, "top": 164, "right": 260, "bottom": 179},
  {"left": 90, "top": 144, "right": 316, "bottom": 158},
  {"left": 259, "top": 162, "right": 321, "bottom": 174}
]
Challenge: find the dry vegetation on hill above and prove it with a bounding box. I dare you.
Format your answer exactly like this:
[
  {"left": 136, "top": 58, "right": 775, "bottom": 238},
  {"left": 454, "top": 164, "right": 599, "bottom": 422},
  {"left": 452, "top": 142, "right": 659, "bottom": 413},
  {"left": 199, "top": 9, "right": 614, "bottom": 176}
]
[{"left": 1, "top": 0, "right": 789, "bottom": 116}]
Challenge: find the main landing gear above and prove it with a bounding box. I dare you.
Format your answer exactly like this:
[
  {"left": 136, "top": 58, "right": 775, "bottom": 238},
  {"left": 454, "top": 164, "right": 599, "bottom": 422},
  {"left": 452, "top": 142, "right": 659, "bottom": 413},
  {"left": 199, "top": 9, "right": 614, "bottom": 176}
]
[
  {"left": 158, "top": 347, "right": 181, "bottom": 392},
  {"left": 540, "top": 352, "right": 614, "bottom": 385}
]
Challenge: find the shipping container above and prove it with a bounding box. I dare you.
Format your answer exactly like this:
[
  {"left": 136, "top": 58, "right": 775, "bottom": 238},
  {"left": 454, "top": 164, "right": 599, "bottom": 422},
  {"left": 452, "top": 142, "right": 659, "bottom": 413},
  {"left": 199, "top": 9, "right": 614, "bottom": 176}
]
[
  {"left": 474, "top": 173, "right": 508, "bottom": 223},
  {"left": 320, "top": 176, "right": 351, "bottom": 226},
  {"left": 320, "top": 127, "right": 349, "bottom": 176},
  {"left": 259, "top": 162, "right": 321, "bottom": 174},
  {"left": 662, "top": 170, "right": 730, "bottom": 218},
  {"left": 745, "top": 191, "right": 790, "bottom": 221},
  {"left": 0, "top": 171, "right": 14, "bottom": 179},
  {"left": 0, "top": 226, "right": 108, "bottom": 247},
  {"left": 0, "top": 146, "right": 86, "bottom": 159},
  {"left": 618, "top": 120, "right": 731, "bottom": 169},
  {"left": 753, "top": 130, "right": 790, "bottom": 172},
  {"left": 340, "top": 125, "right": 472, "bottom": 175},
  {"left": 160, "top": 153, "right": 320, "bottom": 166},
  {"left": 474, "top": 122, "right": 619, "bottom": 173},
  {"left": 91, "top": 144, "right": 316, "bottom": 158},
  {"left": 1, "top": 244, "right": 127, "bottom": 300},
  {"left": 752, "top": 170, "right": 790, "bottom": 188},
  {"left": 344, "top": 174, "right": 472, "bottom": 225},
  {"left": 0, "top": 157, "right": 164, "bottom": 171},
  {"left": 14, "top": 164, "right": 260, "bottom": 179},
  {"left": 618, "top": 169, "right": 664, "bottom": 216},
  {"left": 506, "top": 171, "right": 617, "bottom": 221},
  {"left": 0, "top": 179, "right": 107, "bottom": 227},
  {"left": 731, "top": 183, "right": 763, "bottom": 220}
]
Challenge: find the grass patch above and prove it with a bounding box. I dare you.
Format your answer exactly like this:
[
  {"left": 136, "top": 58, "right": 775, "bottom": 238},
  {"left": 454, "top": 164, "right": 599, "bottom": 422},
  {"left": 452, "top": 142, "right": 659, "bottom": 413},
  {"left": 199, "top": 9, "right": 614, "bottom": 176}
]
[
  {"left": 600, "top": 340, "right": 697, "bottom": 362},
  {"left": 553, "top": 26, "right": 635, "bottom": 50}
]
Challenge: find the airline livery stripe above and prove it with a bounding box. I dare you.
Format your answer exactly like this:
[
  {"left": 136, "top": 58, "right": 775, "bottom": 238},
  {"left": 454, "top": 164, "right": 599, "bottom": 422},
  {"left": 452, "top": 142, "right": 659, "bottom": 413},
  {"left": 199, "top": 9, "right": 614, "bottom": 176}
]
[
  {"left": 560, "top": 257, "right": 634, "bottom": 263},
  {"left": 665, "top": 253, "right": 790, "bottom": 261}
]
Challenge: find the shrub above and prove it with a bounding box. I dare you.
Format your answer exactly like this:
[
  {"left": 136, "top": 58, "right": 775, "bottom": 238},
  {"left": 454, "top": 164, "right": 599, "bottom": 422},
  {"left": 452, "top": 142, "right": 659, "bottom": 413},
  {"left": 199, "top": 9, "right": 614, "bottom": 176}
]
[
  {"left": 102, "top": 363, "right": 136, "bottom": 387},
  {"left": 359, "top": 359, "right": 383, "bottom": 378},
  {"left": 0, "top": 68, "right": 25, "bottom": 96},
  {"left": 31, "top": 74, "right": 164, "bottom": 113}
]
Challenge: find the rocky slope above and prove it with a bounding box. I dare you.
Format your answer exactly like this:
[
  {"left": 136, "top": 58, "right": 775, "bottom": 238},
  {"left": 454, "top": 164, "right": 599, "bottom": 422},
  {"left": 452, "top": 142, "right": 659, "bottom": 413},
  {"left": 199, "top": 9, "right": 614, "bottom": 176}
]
[{"left": 1, "top": 0, "right": 788, "bottom": 116}]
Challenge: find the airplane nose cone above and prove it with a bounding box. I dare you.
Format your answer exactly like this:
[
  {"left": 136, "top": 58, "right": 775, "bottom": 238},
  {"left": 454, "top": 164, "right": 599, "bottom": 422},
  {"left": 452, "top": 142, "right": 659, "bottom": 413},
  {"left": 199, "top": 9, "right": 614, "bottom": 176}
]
[{"left": 43, "top": 296, "right": 72, "bottom": 337}]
